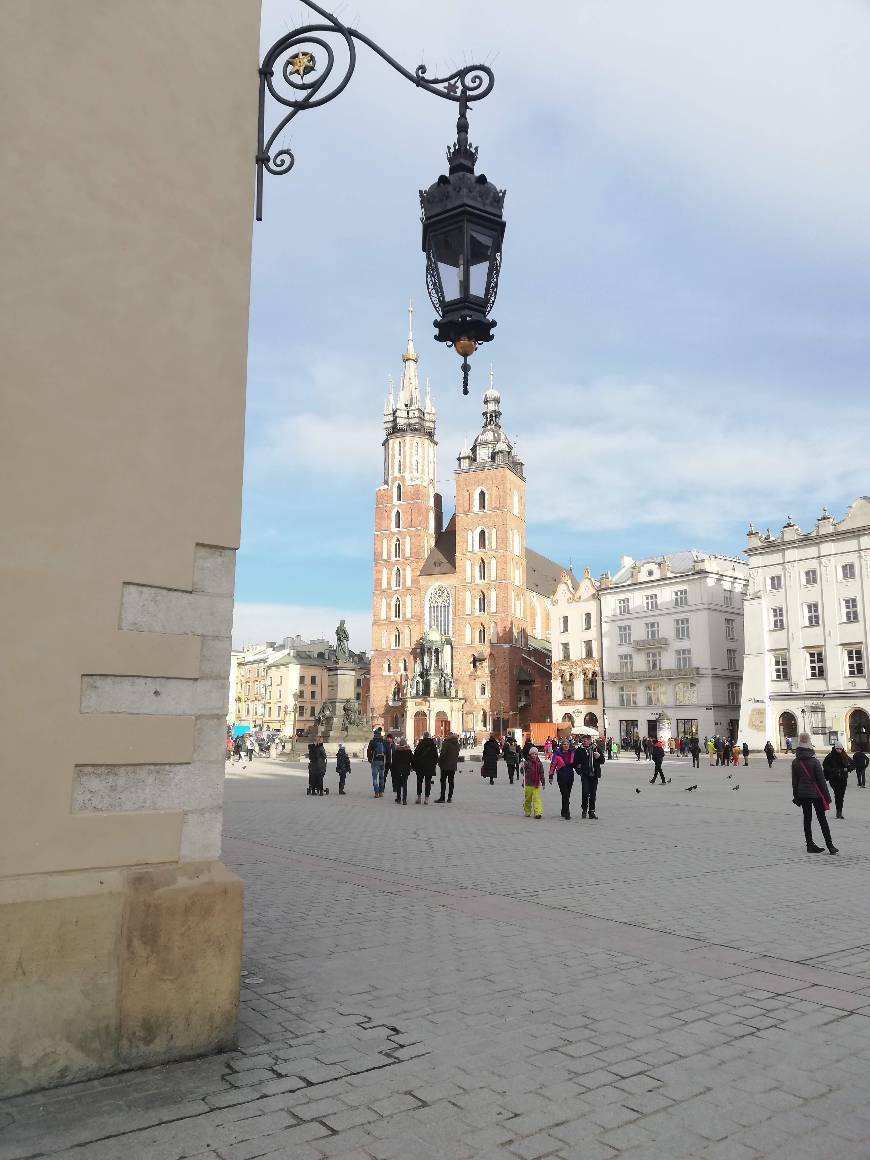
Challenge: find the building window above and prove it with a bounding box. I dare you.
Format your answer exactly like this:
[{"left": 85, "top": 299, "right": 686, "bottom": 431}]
[
  {"left": 645, "top": 622, "right": 660, "bottom": 640},
  {"left": 723, "top": 589, "right": 734, "bottom": 607},
  {"left": 477, "top": 592, "right": 486, "bottom": 614},
  {"left": 772, "top": 653, "right": 789, "bottom": 681},
  {"left": 478, "top": 625, "right": 486, "bottom": 644},
  {"left": 724, "top": 618, "right": 735, "bottom": 641},
  {"left": 561, "top": 643, "right": 570, "bottom": 660},
  {"left": 674, "top": 617, "right": 690, "bottom": 640},
  {"left": 807, "top": 651, "right": 825, "bottom": 679},
  {"left": 384, "top": 660, "right": 392, "bottom": 674},
  {"left": 727, "top": 648, "right": 738, "bottom": 670},
  {"left": 477, "top": 489, "right": 486, "bottom": 512},
  {"left": 480, "top": 682, "right": 487, "bottom": 697},
  {"left": 644, "top": 593, "right": 658, "bottom": 611},
  {"left": 769, "top": 574, "right": 783, "bottom": 591},
  {"left": 393, "top": 538, "right": 401, "bottom": 559},
  {"left": 843, "top": 597, "right": 859, "bottom": 623},
  {"left": 845, "top": 648, "right": 865, "bottom": 677},
  {"left": 727, "top": 681, "right": 740, "bottom": 705},
  {"left": 392, "top": 597, "right": 401, "bottom": 619},
  {"left": 618, "top": 686, "right": 638, "bottom": 707},
  {"left": 842, "top": 562, "right": 856, "bottom": 580},
  {"left": 583, "top": 612, "right": 592, "bottom": 630},
  {"left": 393, "top": 630, "right": 400, "bottom": 648},
  {"left": 805, "top": 602, "right": 820, "bottom": 627},
  {"left": 617, "top": 624, "right": 632, "bottom": 645},
  {"left": 396, "top": 441, "right": 403, "bottom": 473},
  {"left": 393, "top": 566, "right": 401, "bottom": 589},
  {"left": 478, "top": 529, "right": 487, "bottom": 550},
  {"left": 675, "top": 648, "right": 692, "bottom": 670},
  {"left": 673, "top": 588, "right": 688, "bottom": 608},
  {"left": 584, "top": 640, "right": 594, "bottom": 659},
  {"left": 561, "top": 615, "right": 569, "bottom": 633},
  {"left": 395, "top": 481, "right": 402, "bottom": 502},
  {"left": 646, "top": 652, "right": 660, "bottom": 671},
  {"left": 428, "top": 585, "right": 451, "bottom": 637},
  {"left": 617, "top": 597, "right": 630, "bottom": 615},
  {"left": 394, "top": 509, "right": 401, "bottom": 529},
  {"left": 770, "top": 606, "right": 785, "bottom": 630},
  {"left": 803, "top": 568, "right": 818, "bottom": 586},
  {"left": 478, "top": 558, "right": 486, "bottom": 581},
  {"left": 618, "top": 653, "right": 633, "bottom": 673}
]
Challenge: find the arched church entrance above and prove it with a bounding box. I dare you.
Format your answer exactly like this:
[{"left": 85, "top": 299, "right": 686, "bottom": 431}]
[
  {"left": 778, "top": 711, "right": 797, "bottom": 750},
  {"left": 847, "top": 707, "right": 870, "bottom": 752},
  {"left": 434, "top": 711, "right": 450, "bottom": 739},
  {"left": 583, "top": 712, "right": 599, "bottom": 729},
  {"left": 413, "top": 710, "right": 428, "bottom": 743}
]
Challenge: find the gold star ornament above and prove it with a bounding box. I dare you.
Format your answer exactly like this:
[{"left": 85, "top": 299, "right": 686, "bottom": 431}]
[{"left": 287, "top": 51, "right": 316, "bottom": 78}]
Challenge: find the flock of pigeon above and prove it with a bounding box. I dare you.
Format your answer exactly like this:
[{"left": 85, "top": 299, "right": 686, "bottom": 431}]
[{"left": 635, "top": 773, "right": 741, "bottom": 795}]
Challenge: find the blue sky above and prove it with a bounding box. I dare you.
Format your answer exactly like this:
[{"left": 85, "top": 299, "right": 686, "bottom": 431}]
[{"left": 234, "top": 0, "right": 870, "bottom": 650}]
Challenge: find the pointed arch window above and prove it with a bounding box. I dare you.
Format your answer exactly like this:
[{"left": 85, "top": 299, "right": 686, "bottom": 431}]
[
  {"left": 393, "top": 567, "right": 401, "bottom": 589},
  {"left": 393, "top": 597, "right": 401, "bottom": 619},
  {"left": 477, "top": 592, "right": 486, "bottom": 614},
  {"left": 385, "top": 660, "right": 392, "bottom": 674},
  {"left": 391, "top": 682, "right": 401, "bottom": 703},
  {"left": 394, "top": 510, "right": 401, "bottom": 530},
  {"left": 393, "top": 629, "right": 401, "bottom": 648},
  {"left": 413, "top": 440, "right": 420, "bottom": 477},
  {"left": 477, "top": 489, "right": 487, "bottom": 512},
  {"left": 478, "top": 625, "right": 486, "bottom": 644},
  {"left": 395, "top": 481, "right": 402, "bottom": 502},
  {"left": 393, "top": 538, "right": 401, "bottom": 559},
  {"left": 428, "top": 584, "right": 452, "bottom": 638},
  {"left": 477, "top": 558, "right": 486, "bottom": 581},
  {"left": 478, "top": 528, "right": 487, "bottom": 550},
  {"left": 396, "top": 442, "right": 403, "bottom": 473}
]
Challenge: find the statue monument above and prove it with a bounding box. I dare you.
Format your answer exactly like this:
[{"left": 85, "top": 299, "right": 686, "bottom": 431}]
[
  {"left": 303, "top": 620, "right": 370, "bottom": 755},
  {"left": 335, "top": 618, "right": 350, "bottom": 663}
]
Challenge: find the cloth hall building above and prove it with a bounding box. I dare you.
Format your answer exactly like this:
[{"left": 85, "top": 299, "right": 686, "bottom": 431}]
[{"left": 369, "top": 314, "right": 563, "bottom": 741}]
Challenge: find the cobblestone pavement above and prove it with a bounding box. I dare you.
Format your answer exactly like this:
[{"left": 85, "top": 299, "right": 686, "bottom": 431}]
[{"left": 5, "top": 753, "right": 870, "bottom": 1160}]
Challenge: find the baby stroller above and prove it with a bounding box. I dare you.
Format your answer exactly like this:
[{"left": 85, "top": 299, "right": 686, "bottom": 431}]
[{"left": 306, "top": 742, "right": 329, "bottom": 795}]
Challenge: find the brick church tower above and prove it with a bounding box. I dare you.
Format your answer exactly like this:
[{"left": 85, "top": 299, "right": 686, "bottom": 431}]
[
  {"left": 452, "top": 381, "right": 529, "bottom": 735},
  {"left": 369, "top": 307, "right": 441, "bottom": 732}
]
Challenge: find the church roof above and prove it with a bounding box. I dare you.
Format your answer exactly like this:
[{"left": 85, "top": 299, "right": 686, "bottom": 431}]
[
  {"left": 526, "top": 548, "right": 569, "bottom": 599},
  {"left": 420, "top": 527, "right": 456, "bottom": 576}
]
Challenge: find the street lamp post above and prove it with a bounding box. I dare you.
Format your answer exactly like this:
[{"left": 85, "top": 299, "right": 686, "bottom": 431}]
[{"left": 256, "top": 1, "right": 504, "bottom": 395}]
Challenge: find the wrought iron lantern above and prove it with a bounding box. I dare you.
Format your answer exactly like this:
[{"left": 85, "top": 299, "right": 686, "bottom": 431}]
[{"left": 420, "top": 99, "right": 506, "bottom": 394}]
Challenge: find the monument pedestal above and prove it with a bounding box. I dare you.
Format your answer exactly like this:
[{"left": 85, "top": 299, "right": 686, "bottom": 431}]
[{"left": 305, "top": 665, "right": 371, "bottom": 756}]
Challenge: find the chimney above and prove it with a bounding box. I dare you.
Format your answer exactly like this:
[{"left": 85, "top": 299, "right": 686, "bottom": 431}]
[{"left": 620, "top": 555, "right": 633, "bottom": 569}]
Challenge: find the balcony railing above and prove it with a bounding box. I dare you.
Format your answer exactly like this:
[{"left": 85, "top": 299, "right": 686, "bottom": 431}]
[
  {"left": 606, "top": 667, "right": 701, "bottom": 681},
  {"left": 631, "top": 637, "right": 669, "bottom": 649}
]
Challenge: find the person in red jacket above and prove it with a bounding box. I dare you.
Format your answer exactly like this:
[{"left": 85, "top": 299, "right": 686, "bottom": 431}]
[{"left": 549, "top": 739, "right": 575, "bottom": 820}]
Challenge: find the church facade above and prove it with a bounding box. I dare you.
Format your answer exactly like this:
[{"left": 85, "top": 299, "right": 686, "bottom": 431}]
[{"left": 370, "top": 312, "right": 562, "bottom": 741}]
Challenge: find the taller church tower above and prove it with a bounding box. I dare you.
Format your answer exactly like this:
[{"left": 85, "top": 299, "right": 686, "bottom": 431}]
[{"left": 370, "top": 307, "right": 441, "bottom": 732}]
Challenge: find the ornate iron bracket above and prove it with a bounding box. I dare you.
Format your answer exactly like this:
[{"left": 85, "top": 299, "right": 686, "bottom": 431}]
[{"left": 256, "top": 1, "right": 495, "bottom": 220}]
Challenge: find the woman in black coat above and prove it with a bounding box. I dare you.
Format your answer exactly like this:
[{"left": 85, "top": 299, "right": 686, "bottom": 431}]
[
  {"left": 792, "top": 735, "right": 837, "bottom": 853},
  {"left": 412, "top": 732, "right": 439, "bottom": 803},
  {"left": 823, "top": 744, "right": 853, "bottom": 819},
  {"left": 482, "top": 733, "right": 500, "bottom": 784},
  {"left": 391, "top": 737, "right": 413, "bottom": 805}
]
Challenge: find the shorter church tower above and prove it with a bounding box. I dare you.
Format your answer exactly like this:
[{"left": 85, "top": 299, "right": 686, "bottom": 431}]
[
  {"left": 370, "top": 307, "right": 441, "bottom": 734},
  {"left": 453, "top": 375, "right": 528, "bottom": 735}
]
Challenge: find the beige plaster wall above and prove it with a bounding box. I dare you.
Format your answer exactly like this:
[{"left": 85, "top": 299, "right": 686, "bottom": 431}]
[{"left": 0, "top": 1, "right": 261, "bottom": 876}]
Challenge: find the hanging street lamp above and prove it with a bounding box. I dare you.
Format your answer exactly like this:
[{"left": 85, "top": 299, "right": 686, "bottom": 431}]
[
  {"left": 256, "top": 1, "right": 502, "bottom": 398},
  {"left": 420, "top": 97, "right": 506, "bottom": 395}
]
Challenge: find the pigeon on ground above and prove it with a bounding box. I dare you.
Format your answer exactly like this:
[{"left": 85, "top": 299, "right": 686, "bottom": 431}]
[
  {"left": 666, "top": 778, "right": 672, "bottom": 784},
  {"left": 686, "top": 784, "right": 699, "bottom": 791},
  {"left": 726, "top": 773, "right": 732, "bottom": 779},
  {"left": 635, "top": 787, "right": 642, "bottom": 794},
  {"left": 732, "top": 784, "right": 740, "bottom": 791}
]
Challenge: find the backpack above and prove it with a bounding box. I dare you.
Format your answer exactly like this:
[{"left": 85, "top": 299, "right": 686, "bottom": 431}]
[{"left": 372, "top": 736, "right": 385, "bottom": 759}]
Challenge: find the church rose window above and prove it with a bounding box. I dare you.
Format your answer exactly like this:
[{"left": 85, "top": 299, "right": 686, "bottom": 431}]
[{"left": 428, "top": 584, "right": 452, "bottom": 638}]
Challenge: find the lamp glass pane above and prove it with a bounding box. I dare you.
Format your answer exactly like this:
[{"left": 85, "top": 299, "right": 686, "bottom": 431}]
[
  {"left": 468, "top": 228, "right": 495, "bottom": 299},
  {"left": 432, "top": 224, "right": 465, "bottom": 303}
]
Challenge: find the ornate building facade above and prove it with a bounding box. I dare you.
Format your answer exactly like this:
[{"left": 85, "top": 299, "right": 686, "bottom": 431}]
[
  {"left": 551, "top": 567, "right": 604, "bottom": 734},
  {"left": 369, "top": 312, "right": 561, "bottom": 741}
]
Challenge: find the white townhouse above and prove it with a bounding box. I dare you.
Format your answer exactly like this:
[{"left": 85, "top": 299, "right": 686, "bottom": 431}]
[
  {"left": 601, "top": 551, "right": 748, "bottom": 746},
  {"left": 550, "top": 567, "right": 604, "bottom": 734},
  {"left": 738, "top": 500, "right": 870, "bottom": 754}
]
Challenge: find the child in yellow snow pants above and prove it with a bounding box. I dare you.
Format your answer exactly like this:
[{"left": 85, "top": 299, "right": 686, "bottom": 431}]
[
  {"left": 523, "top": 746, "right": 545, "bottom": 819},
  {"left": 523, "top": 785, "right": 543, "bottom": 818}
]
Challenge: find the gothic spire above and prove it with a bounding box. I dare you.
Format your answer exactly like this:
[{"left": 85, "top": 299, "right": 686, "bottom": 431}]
[{"left": 397, "top": 299, "right": 420, "bottom": 409}]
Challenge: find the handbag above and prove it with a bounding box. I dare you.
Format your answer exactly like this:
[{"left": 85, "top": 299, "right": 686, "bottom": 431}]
[{"left": 797, "top": 759, "right": 830, "bottom": 811}]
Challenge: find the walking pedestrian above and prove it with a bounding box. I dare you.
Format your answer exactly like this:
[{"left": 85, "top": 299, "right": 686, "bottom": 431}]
[
  {"left": 642, "top": 736, "right": 650, "bottom": 760},
  {"left": 714, "top": 736, "right": 723, "bottom": 766},
  {"left": 367, "top": 727, "right": 388, "bottom": 798},
  {"left": 853, "top": 748, "right": 868, "bottom": 788},
  {"left": 741, "top": 741, "right": 750, "bottom": 767},
  {"left": 610, "top": 737, "right": 619, "bottom": 761},
  {"left": 245, "top": 733, "right": 256, "bottom": 765},
  {"left": 391, "top": 736, "right": 412, "bottom": 804},
  {"left": 523, "top": 746, "right": 545, "bottom": 819},
  {"left": 689, "top": 736, "right": 700, "bottom": 769},
  {"left": 764, "top": 740, "right": 776, "bottom": 768},
  {"left": 435, "top": 729, "right": 460, "bottom": 803},
  {"left": 792, "top": 732, "right": 838, "bottom": 854},
  {"left": 706, "top": 737, "right": 716, "bottom": 766},
  {"left": 731, "top": 742, "right": 740, "bottom": 768},
  {"left": 482, "top": 733, "right": 500, "bottom": 785},
  {"left": 413, "top": 731, "right": 438, "bottom": 804},
  {"left": 336, "top": 743, "right": 350, "bottom": 795},
  {"left": 585, "top": 737, "right": 603, "bottom": 818},
  {"left": 503, "top": 735, "right": 519, "bottom": 784},
  {"left": 549, "top": 739, "right": 575, "bottom": 820},
  {"left": 634, "top": 736, "right": 642, "bottom": 761},
  {"left": 649, "top": 738, "right": 666, "bottom": 784},
  {"left": 823, "top": 743, "right": 853, "bottom": 820}
]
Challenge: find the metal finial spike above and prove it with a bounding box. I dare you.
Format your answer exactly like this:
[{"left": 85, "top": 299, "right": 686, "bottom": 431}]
[{"left": 407, "top": 298, "right": 414, "bottom": 341}]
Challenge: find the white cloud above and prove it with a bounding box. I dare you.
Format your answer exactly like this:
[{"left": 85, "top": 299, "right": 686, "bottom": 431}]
[{"left": 232, "top": 602, "right": 370, "bottom": 653}]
